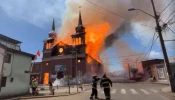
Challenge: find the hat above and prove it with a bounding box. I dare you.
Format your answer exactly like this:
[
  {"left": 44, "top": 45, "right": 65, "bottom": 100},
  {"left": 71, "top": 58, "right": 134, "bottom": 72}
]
[
  {"left": 93, "top": 75, "right": 97, "bottom": 79},
  {"left": 103, "top": 74, "right": 106, "bottom": 78}
]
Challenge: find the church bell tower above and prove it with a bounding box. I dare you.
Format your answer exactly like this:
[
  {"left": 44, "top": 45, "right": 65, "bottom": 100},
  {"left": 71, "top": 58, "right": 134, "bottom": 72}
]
[
  {"left": 43, "top": 19, "right": 57, "bottom": 50},
  {"left": 71, "top": 11, "right": 86, "bottom": 46},
  {"left": 71, "top": 11, "right": 86, "bottom": 53}
]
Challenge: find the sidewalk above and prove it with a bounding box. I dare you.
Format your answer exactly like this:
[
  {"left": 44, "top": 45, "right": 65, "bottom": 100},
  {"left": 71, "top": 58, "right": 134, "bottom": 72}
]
[
  {"left": 140, "top": 80, "right": 170, "bottom": 85},
  {"left": 8, "top": 85, "right": 91, "bottom": 100},
  {"left": 160, "top": 87, "right": 175, "bottom": 99},
  {"left": 152, "top": 80, "right": 170, "bottom": 85}
]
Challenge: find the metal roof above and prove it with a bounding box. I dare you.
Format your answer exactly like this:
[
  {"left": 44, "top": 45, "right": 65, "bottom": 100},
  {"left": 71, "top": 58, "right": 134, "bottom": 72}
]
[
  {"left": 0, "top": 34, "right": 22, "bottom": 44},
  {"left": 0, "top": 42, "right": 35, "bottom": 59},
  {"left": 141, "top": 59, "right": 164, "bottom": 62}
]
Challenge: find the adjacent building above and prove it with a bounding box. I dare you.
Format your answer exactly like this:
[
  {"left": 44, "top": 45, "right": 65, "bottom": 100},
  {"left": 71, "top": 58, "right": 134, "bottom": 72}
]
[
  {"left": 122, "top": 58, "right": 175, "bottom": 82},
  {"left": 0, "top": 34, "right": 35, "bottom": 98},
  {"left": 31, "top": 12, "right": 104, "bottom": 84}
]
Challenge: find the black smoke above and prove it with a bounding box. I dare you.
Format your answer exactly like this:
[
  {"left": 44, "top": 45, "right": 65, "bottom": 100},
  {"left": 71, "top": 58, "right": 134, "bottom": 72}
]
[{"left": 104, "top": 21, "right": 133, "bottom": 48}]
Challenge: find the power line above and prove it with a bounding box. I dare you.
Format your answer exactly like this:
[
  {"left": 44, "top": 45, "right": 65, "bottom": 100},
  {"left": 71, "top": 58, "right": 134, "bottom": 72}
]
[
  {"left": 81, "top": 3, "right": 155, "bottom": 33},
  {"left": 168, "top": 27, "right": 175, "bottom": 34},
  {"left": 84, "top": 0, "right": 154, "bottom": 29},
  {"left": 165, "top": 8, "right": 175, "bottom": 22},
  {"left": 143, "top": 1, "right": 152, "bottom": 27},
  {"left": 170, "top": 13, "right": 175, "bottom": 22},
  {"left": 160, "top": 0, "right": 175, "bottom": 15},
  {"left": 102, "top": 55, "right": 175, "bottom": 65},
  {"left": 140, "top": 32, "right": 157, "bottom": 60},
  {"left": 80, "top": 5, "right": 112, "bottom": 18},
  {"left": 100, "top": 47, "right": 175, "bottom": 59},
  {"left": 133, "top": 31, "right": 157, "bottom": 62},
  {"left": 145, "top": 36, "right": 159, "bottom": 59}
]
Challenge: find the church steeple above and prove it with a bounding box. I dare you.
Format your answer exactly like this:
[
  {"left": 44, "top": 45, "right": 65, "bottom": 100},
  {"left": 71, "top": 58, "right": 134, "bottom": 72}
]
[
  {"left": 78, "top": 11, "right": 83, "bottom": 26},
  {"left": 52, "top": 18, "right": 55, "bottom": 31},
  {"left": 71, "top": 9, "right": 86, "bottom": 46},
  {"left": 75, "top": 9, "right": 85, "bottom": 34},
  {"left": 48, "top": 18, "right": 56, "bottom": 38},
  {"left": 44, "top": 18, "right": 57, "bottom": 50}
]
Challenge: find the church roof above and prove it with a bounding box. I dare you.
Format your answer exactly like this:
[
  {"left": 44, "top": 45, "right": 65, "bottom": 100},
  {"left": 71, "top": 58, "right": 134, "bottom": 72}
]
[
  {"left": 87, "top": 54, "right": 102, "bottom": 64},
  {"left": 57, "top": 41, "right": 69, "bottom": 46}
]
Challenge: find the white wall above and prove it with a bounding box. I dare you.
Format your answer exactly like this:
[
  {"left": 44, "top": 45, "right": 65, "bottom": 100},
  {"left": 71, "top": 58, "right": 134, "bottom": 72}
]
[
  {"left": 3, "top": 51, "right": 13, "bottom": 76},
  {"left": 0, "top": 52, "right": 32, "bottom": 98}
]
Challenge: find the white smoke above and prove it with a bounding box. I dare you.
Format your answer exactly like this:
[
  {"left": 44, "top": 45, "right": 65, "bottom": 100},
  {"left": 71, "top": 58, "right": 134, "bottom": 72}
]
[
  {"left": 1, "top": 0, "right": 173, "bottom": 48},
  {"left": 57, "top": 0, "right": 175, "bottom": 47}
]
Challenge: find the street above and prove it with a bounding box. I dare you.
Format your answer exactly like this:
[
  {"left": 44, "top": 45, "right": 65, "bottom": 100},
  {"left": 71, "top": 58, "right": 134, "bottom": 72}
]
[{"left": 24, "top": 83, "right": 172, "bottom": 100}]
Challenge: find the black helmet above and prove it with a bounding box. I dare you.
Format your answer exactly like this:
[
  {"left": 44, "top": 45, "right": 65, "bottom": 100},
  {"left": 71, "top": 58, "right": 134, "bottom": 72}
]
[
  {"left": 93, "top": 75, "right": 97, "bottom": 79},
  {"left": 103, "top": 74, "right": 106, "bottom": 78}
]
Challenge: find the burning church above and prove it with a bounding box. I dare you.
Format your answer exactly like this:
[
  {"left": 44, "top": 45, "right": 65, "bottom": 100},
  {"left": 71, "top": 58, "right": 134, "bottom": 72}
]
[{"left": 31, "top": 12, "right": 104, "bottom": 84}]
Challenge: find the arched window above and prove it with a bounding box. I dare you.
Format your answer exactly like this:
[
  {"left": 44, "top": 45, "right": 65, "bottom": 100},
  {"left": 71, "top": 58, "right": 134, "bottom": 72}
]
[{"left": 79, "top": 37, "right": 81, "bottom": 44}]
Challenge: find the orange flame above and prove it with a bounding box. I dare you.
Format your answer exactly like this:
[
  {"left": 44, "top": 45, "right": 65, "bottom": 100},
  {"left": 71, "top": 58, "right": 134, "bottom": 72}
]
[
  {"left": 86, "top": 22, "right": 110, "bottom": 63},
  {"left": 55, "top": 22, "right": 110, "bottom": 64}
]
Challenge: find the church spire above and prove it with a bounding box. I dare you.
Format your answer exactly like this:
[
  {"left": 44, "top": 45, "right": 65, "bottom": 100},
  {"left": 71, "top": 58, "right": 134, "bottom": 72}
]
[
  {"left": 75, "top": 7, "right": 85, "bottom": 34},
  {"left": 48, "top": 18, "right": 56, "bottom": 38},
  {"left": 52, "top": 18, "right": 55, "bottom": 31},
  {"left": 78, "top": 8, "right": 83, "bottom": 26}
]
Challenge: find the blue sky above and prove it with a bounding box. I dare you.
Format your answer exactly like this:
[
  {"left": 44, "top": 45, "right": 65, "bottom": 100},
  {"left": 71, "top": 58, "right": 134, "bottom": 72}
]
[
  {"left": 0, "top": 0, "right": 175, "bottom": 72},
  {"left": 0, "top": 0, "right": 66, "bottom": 61}
]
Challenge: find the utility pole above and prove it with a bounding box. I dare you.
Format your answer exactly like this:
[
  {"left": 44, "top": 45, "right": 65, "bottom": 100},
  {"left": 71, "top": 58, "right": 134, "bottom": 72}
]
[
  {"left": 75, "top": 50, "right": 78, "bottom": 92},
  {"left": 151, "top": 0, "right": 175, "bottom": 92}
]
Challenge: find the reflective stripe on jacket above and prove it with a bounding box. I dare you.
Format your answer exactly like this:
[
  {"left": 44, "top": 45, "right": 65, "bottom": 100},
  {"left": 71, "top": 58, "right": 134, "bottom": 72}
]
[
  {"left": 92, "top": 78, "right": 100, "bottom": 89},
  {"left": 100, "top": 78, "right": 112, "bottom": 88},
  {"left": 32, "top": 80, "right": 37, "bottom": 88}
]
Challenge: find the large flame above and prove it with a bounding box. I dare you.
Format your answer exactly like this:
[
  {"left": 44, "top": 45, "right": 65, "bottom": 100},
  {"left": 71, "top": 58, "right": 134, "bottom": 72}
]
[
  {"left": 86, "top": 22, "right": 110, "bottom": 63},
  {"left": 54, "top": 0, "right": 171, "bottom": 72},
  {"left": 55, "top": 22, "right": 110, "bottom": 64}
]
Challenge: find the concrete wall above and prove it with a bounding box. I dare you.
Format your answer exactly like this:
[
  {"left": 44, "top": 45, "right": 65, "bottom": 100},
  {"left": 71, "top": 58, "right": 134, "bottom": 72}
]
[
  {"left": 0, "top": 52, "right": 32, "bottom": 98},
  {"left": 0, "top": 47, "right": 5, "bottom": 82},
  {"left": 3, "top": 51, "right": 13, "bottom": 76},
  {"left": 142, "top": 67, "right": 151, "bottom": 81}
]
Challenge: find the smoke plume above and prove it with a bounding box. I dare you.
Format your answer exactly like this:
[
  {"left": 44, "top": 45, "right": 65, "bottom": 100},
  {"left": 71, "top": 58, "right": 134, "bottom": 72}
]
[
  {"left": 56, "top": 0, "right": 174, "bottom": 71},
  {"left": 104, "top": 21, "right": 133, "bottom": 49}
]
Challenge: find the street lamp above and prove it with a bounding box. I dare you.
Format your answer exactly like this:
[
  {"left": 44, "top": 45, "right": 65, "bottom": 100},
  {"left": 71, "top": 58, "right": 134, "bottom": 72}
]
[
  {"left": 71, "top": 48, "right": 78, "bottom": 92},
  {"left": 128, "top": 8, "right": 136, "bottom": 11},
  {"left": 128, "top": 0, "right": 175, "bottom": 92},
  {"left": 128, "top": 8, "right": 155, "bottom": 18}
]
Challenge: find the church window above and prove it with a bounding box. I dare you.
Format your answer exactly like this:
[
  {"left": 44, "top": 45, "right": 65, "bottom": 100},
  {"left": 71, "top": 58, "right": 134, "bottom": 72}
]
[
  {"left": 78, "top": 59, "right": 81, "bottom": 63},
  {"left": 59, "top": 48, "right": 64, "bottom": 54},
  {"left": 79, "top": 37, "right": 81, "bottom": 44},
  {"left": 46, "top": 63, "right": 49, "bottom": 66}
]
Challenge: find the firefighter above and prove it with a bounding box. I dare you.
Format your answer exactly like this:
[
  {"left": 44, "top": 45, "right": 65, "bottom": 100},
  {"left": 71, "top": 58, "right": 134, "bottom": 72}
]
[
  {"left": 100, "top": 74, "right": 112, "bottom": 100},
  {"left": 31, "top": 78, "right": 37, "bottom": 95},
  {"left": 90, "top": 75, "right": 100, "bottom": 100}
]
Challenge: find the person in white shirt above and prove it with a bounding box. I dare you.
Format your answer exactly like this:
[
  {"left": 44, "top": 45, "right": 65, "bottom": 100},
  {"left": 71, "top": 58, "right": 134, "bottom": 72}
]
[{"left": 78, "top": 80, "right": 83, "bottom": 91}]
